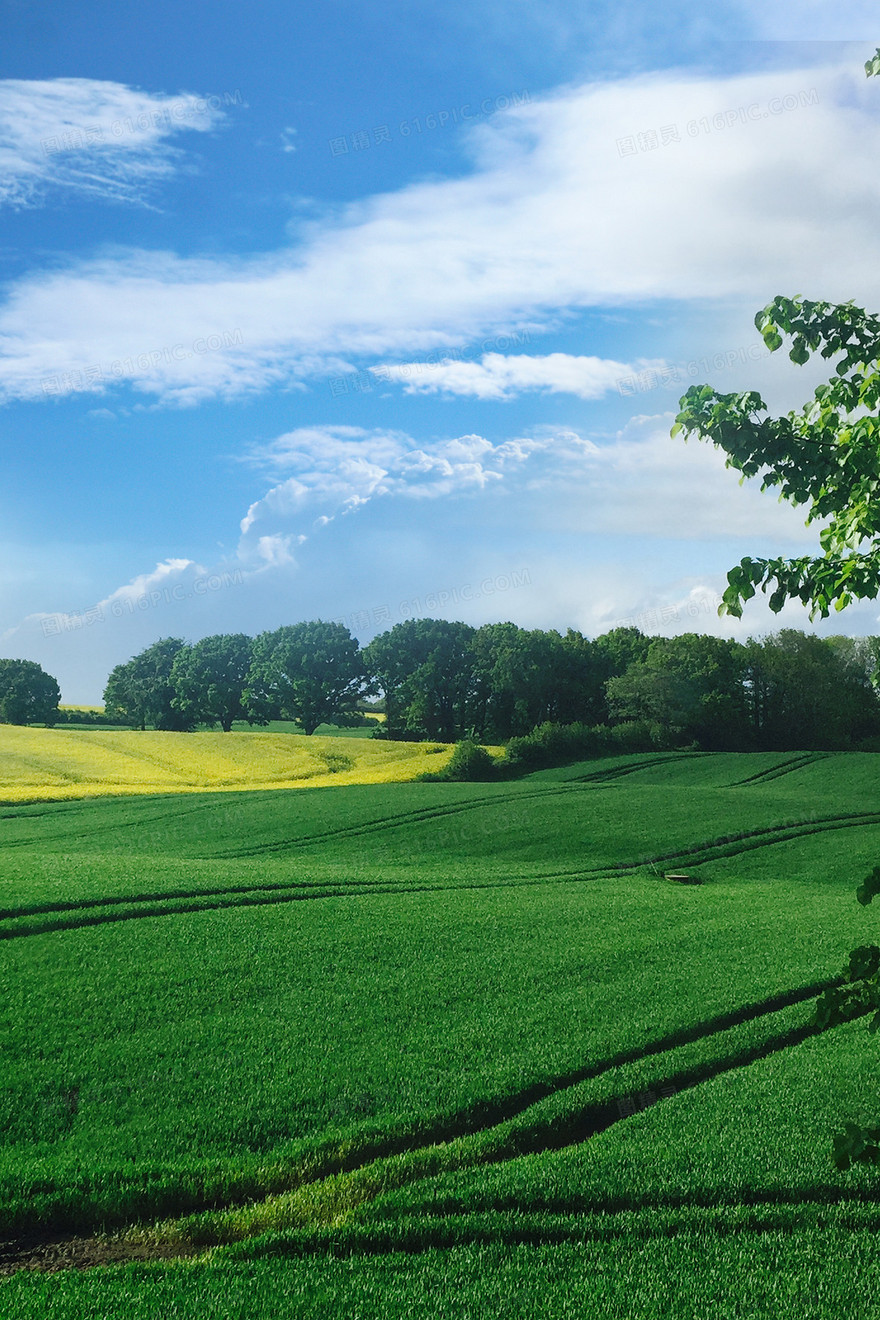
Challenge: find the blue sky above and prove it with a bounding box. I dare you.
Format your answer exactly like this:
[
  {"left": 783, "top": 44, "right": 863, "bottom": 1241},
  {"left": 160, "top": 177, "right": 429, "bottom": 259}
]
[{"left": 1, "top": 0, "right": 879, "bottom": 702}]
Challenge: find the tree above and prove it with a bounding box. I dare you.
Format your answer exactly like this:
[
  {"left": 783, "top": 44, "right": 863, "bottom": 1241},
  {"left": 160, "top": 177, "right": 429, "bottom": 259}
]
[
  {"left": 745, "top": 631, "right": 880, "bottom": 750},
  {"left": 592, "top": 626, "right": 652, "bottom": 678},
  {"left": 673, "top": 293, "right": 880, "bottom": 620},
  {"left": 364, "top": 619, "right": 478, "bottom": 741},
  {"left": 103, "top": 638, "right": 193, "bottom": 730},
  {"left": 170, "top": 633, "right": 254, "bottom": 732},
  {"left": 591, "top": 626, "right": 653, "bottom": 725},
  {"left": 606, "top": 634, "right": 747, "bottom": 749},
  {"left": 244, "top": 621, "right": 369, "bottom": 734},
  {"left": 824, "top": 634, "right": 880, "bottom": 697},
  {"left": 606, "top": 663, "right": 688, "bottom": 747},
  {"left": 103, "top": 661, "right": 145, "bottom": 729},
  {"left": 560, "top": 629, "right": 618, "bottom": 726},
  {"left": 0, "top": 659, "right": 60, "bottom": 725},
  {"left": 469, "top": 623, "right": 604, "bottom": 740}
]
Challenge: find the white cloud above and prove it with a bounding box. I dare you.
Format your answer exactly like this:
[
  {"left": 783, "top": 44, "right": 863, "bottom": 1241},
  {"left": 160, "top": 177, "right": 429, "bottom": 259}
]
[
  {"left": 3, "top": 558, "right": 201, "bottom": 645},
  {"left": 98, "top": 558, "right": 202, "bottom": 609},
  {"left": 3, "top": 407, "right": 874, "bottom": 701},
  {"left": 374, "top": 351, "right": 653, "bottom": 399},
  {"left": 1, "top": 60, "right": 879, "bottom": 402},
  {"left": 580, "top": 570, "right": 880, "bottom": 645},
  {"left": 6, "top": 413, "right": 825, "bottom": 660},
  {"left": 236, "top": 414, "right": 819, "bottom": 556},
  {"left": 238, "top": 425, "right": 535, "bottom": 542},
  {"left": 253, "top": 534, "right": 300, "bottom": 568},
  {"left": 0, "top": 78, "right": 227, "bottom": 210}
]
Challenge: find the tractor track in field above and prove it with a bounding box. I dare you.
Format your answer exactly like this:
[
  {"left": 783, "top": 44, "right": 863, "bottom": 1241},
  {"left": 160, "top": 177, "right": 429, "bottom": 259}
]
[
  {"left": 0, "top": 975, "right": 852, "bottom": 1274},
  {"left": 728, "top": 752, "right": 832, "bottom": 786},
  {"left": 229, "top": 1198, "right": 880, "bottom": 1260},
  {"left": 553, "top": 807, "right": 880, "bottom": 879},
  {"left": 0, "top": 750, "right": 846, "bottom": 861},
  {"left": 124, "top": 781, "right": 880, "bottom": 869},
  {"left": 0, "top": 781, "right": 593, "bottom": 857},
  {"left": 203, "top": 782, "right": 597, "bottom": 860},
  {"left": 0, "top": 798, "right": 247, "bottom": 852},
  {"left": 0, "top": 1231, "right": 197, "bottom": 1275},
  {"left": 566, "top": 752, "right": 704, "bottom": 782},
  {"left": 0, "top": 747, "right": 775, "bottom": 860},
  {"left": 4, "top": 757, "right": 880, "bottom": 1270},
  {"left": 3, "top": 808, "right": 880, "bottom": 940}
]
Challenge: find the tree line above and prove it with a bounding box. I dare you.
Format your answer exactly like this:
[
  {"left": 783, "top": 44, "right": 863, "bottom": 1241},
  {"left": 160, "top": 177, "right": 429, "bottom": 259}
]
[
  {"left": 3, "top": 620, "right": 879, "bottom": 750},
  {"left": 369, "top": 622, "right": 880, "bottom": 750}
]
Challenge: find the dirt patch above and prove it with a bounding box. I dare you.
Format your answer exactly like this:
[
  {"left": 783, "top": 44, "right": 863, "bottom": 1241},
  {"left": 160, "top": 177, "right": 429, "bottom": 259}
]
[{"left": 0, "top": 1231, "right": 200, "bottom": 1275}]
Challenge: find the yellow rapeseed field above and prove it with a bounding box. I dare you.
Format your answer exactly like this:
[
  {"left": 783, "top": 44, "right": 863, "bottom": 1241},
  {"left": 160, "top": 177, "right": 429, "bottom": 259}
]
[{"left": 0, "top": 726, "right": 457, "bottom": 802}]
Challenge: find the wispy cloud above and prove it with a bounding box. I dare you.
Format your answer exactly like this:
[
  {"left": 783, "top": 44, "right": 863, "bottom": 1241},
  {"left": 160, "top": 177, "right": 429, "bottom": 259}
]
[
  {"left": 0, "top": 60, "right": 876, "bottom": 403},
  {"left": 239, "top": 425, "right": 545, "bottom": 540},
  {"left": 0, "top": 77, "right": 228, "bottom": 210},
  {"left": 237, "top": 414, "right": 819, "bottom": 552},
  {"left": 0, "top": 409, "right": 851, "bottom": 699},
  {"left": 373, "top": 351, "right": 653, "bottom": 399},
  {"left": 1, "top": 558, "right": 200, "bottom": 644}
]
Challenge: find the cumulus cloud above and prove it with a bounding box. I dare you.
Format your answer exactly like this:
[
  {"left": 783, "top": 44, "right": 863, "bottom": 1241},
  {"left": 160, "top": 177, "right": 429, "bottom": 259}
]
[
  {"left": 253, "top": 534, "right": 301, "bottom": 568},
  {"left": 1, "top": 59, "right": 878, "bottom": 401},
  {"left": 238, "top": 425, "right": 548, "bottom": 541},
  {"left": 0, "top": 78, "right": 228, "bottom": 210},
  {"left": 236, "top": 414, "right": 821, "bottom": 555},
  {"left": 373, "top": 351, "right": 656, "bottom": 399}
]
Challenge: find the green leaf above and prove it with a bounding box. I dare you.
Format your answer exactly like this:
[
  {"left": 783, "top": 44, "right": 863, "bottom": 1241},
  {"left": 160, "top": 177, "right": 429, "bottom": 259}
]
[
  {"left": 856, "top": 867, "right": 880, "bottom": 906},
  {"left": 814, "top": 991, "right": 838, "bottom": 1027},
  {"left": 847, "top": 944, "right": 880, "bottom": 982}
]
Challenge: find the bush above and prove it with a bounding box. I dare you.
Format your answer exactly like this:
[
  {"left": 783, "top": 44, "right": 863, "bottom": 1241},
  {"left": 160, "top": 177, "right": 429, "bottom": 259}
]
[
  {"left": 605, "top": 720, "right": 661, "bottom": 753},
  {"left": 504, "top": 720, "right": 657, "bottom": 771},
  {"left": 505, "top": 722, "right": 604, "bottom": 769},
  {"left": 420, "top": 739, "right": 498, "bottom": 782},
  {"left": 53, "top": 709, "right": 122, "bottom": 727}
]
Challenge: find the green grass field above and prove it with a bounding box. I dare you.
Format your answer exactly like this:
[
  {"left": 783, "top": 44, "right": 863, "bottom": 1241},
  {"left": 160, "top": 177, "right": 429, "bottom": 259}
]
[{"left": 2, "top": 749, "right": 880, "bottom": 1315}]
